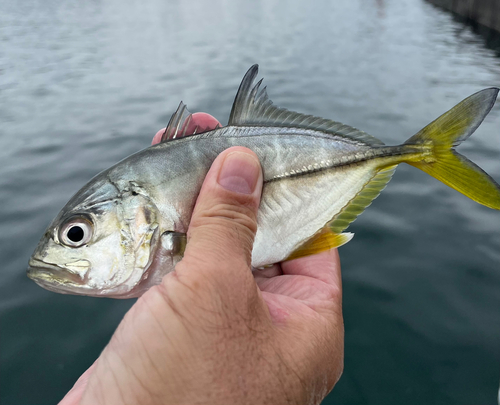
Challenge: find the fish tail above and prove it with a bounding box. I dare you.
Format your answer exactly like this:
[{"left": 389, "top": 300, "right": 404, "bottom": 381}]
[{"left": 403, "top": 88, "right": 500, "bottom": 210}]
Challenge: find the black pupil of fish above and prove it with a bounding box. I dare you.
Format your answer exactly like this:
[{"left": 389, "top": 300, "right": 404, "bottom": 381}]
[{"left": 67, "top": 226, "right": 84, "bottom": 243}]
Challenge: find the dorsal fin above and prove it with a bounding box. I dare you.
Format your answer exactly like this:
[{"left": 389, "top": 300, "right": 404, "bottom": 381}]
[
  {"left": 161, "top": 102, "right": 219, "bottom": 142},
  {"left": 161, "top": 102, "right": 194, "bottom": 142},
  {"left": 229, "top": 65, "right": 385, "bottom": 146}
]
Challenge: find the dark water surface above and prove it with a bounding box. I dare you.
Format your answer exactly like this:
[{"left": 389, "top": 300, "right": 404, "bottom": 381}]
[{"left": 1, "top": 0, "right": 500, "bottom": 404}]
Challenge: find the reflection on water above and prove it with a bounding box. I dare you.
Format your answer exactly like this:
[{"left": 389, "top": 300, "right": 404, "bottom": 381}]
[{"left": 1, "top": 0, "right": 500, "bottom": 404}]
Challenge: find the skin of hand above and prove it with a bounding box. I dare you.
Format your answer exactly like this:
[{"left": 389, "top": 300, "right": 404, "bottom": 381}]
[{"left": 60, "top": 114, "right": 344, "bottom": 405}]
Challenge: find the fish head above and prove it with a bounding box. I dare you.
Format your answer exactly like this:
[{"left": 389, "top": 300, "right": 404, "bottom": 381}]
[{"left": 28, "top": 175, "right": 163, "bottom": 298}]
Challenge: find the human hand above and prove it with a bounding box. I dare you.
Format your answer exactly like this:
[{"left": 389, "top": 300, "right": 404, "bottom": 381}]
[{"left": 60, "top": 114, "right": 344, "bottom": 405}]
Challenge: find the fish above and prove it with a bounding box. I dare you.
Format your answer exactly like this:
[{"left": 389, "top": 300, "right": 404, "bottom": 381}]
[{"left": 28, "top": 65, "right": 500, "bottom": 298}]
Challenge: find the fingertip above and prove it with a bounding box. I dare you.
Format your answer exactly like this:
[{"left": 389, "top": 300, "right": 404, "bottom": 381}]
[
  {"left": 194, "top": 146, "right": 263, "bottom": 211},
  {"left": 217, "top": 149, "right": 262, "bottom": 195},
  {"left": 189, "top": 112, "right": 221, "bottom": 134},
  {"left": 152, "top": 113, "right": 221, "bottom": 145},
  {"left": 152, "top": 128, "right": 166, "bottom": 145}
]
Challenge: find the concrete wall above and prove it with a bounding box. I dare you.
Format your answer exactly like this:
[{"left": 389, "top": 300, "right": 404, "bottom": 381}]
[{"left": 428, "top": 0, "right": 500, "bottom": 32}]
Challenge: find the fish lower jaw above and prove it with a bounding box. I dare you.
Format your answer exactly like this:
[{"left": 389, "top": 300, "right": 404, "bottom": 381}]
[
  {"left": 27, "top": 266, "right": 117, "bottom": 296},
  {"left": 27, "top": 257, "right": 90, "bottom": 290},
  {"left": 27, "top": 265, "right": 87, "bottom": 287},
  {"left": 27, "top": 263, "right": 143, "bottom": 298}
]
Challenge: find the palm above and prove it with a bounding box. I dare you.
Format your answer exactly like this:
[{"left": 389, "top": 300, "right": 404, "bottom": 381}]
[{"left": 254, "top": 250, "right": 342, "bottom": 322}]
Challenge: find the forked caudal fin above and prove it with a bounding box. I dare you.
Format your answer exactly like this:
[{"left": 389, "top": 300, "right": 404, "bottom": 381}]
[{"left": 404, "top": 88, "right": 500, "bottom": 210}]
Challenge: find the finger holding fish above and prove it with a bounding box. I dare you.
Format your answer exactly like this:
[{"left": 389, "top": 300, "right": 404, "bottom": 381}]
[{"left": 151, "top": 112, "right": 221, "bottom": 145}]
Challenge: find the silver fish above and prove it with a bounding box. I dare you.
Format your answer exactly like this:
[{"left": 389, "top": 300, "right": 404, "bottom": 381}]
[{"left": 28, "top": 65, "right": 500, "bottom": 298}]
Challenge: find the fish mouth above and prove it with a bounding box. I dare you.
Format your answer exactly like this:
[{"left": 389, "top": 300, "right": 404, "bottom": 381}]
[
  {"left": 27, "top": 258, "right": 125, "bottom": 297},
  {"left": 27, "top": 258, "right": 87, "bottom": 288}
]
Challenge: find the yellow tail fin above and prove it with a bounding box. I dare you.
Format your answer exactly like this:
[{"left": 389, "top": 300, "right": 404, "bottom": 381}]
[{"left": 405, "top": 88, "right": 500, "bottom": 210}]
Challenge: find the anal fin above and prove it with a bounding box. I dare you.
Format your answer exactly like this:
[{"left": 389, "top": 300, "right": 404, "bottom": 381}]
[
  {"left": 286, "top": 228, "right": 354, "bottom": 261},
  {"left": 329, "top": 164, "right": 397, "bottom": 233},
  {"left": 285, "top": 164, "right": 398, "bottom": 262}
]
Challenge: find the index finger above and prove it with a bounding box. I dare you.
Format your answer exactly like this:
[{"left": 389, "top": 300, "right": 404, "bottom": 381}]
[{"left": 152, "top": 113, "right": 221, "bottom": 145}]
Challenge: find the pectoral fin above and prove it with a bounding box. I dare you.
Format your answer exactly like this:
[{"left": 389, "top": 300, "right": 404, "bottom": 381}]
[{"left": 286, "top": 228, "right": 354, "bottom": 261}]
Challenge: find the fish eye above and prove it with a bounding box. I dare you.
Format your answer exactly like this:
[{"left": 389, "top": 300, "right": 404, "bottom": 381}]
[{"left": 59, "top": 217, "right": 93, "bottom": 247}]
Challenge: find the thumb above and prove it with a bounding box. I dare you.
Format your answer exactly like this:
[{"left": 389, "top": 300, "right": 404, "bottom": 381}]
[{"left": 175, "top": 147, "right": 263, "bottom": 288}]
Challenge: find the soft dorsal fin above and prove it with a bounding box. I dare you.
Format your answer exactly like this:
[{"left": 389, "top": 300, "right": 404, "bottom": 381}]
[
  {"left": 161, "top": 102, "right": 219, "bottom": 142},
  {"left": 229, "top": 65, "right": 385, "bottom": 146}
]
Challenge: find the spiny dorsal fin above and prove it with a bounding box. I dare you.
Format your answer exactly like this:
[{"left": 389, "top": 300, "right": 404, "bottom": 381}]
[
  {"left": 161, "top": 102, "right": 219, "bottom": 142},
  {"left": 329, "top": 165, "right": 397, "bottom": 234},
  {"left": 161, "top": 102, "right": 193, "bottom": 141},
  {"left": 229, "top": 65, "right": 385, "bottom": 146}
]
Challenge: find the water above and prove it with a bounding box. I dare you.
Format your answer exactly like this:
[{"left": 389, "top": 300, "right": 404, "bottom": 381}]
[{"left": 1, "top": 0, "right": 500, "bottom": 403}]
